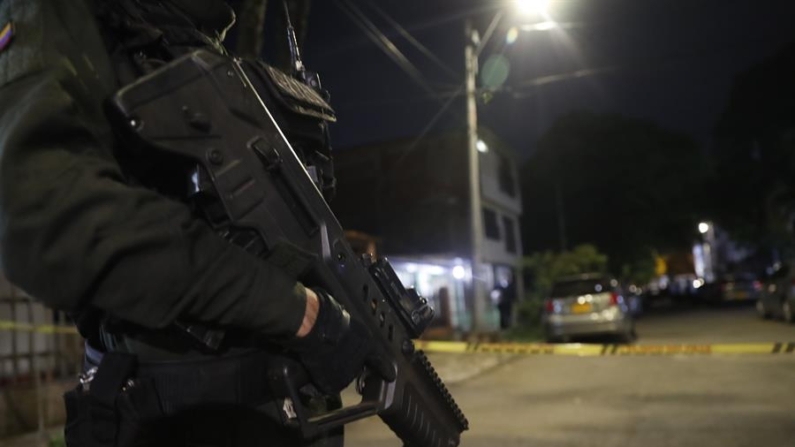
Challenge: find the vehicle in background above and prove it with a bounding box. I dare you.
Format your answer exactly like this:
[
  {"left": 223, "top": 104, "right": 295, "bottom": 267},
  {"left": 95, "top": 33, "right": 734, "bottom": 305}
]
[
  {"left": 669, "top": 274, "right": 702, "bottom": 304},
  {"left": 643, "top": 274, "right": 671, "bottom": 305},
  {"left": 758, "top": 263, "right": 795, "bottom": 323},
  {"left": 543, "top": 274, "right": 637, "bottom": 343},
  {"left": 642, "top": 274, "right": 700, "bottom": 307},
  {"left": 717, "top": 272, "right": 762, "bottom": 303}
]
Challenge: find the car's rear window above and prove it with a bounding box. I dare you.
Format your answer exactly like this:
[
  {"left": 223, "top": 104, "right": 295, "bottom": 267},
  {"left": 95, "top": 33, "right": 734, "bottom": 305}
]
[
  {"left": 724, "top": 272, "right": 756, "bottom": 282},
  {"left": 551, "top": 279, "right": 611, "bottom": 297}
]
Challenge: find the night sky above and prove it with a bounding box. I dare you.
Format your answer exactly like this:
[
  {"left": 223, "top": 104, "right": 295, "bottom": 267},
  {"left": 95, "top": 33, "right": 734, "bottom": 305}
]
[{"left": 296, "top": 0, "right": 795, "bottom": 159}]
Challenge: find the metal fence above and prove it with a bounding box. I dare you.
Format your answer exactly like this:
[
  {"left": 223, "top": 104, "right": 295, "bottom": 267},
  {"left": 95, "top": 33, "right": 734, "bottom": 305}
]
[{"left": 0, "top": 275, "right": 82, "bottom": 441}]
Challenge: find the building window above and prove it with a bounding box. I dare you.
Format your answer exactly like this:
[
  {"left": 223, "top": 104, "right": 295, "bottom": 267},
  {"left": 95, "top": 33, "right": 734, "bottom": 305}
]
[
  {"left": 503, "top": 216, "right": 517, "bottom": 253},
  {"left": 498, "top": 153, "right": 516, "bottom": 198},
  {"left": 483, "top": 208, "right": 500, "bottom": 240}
]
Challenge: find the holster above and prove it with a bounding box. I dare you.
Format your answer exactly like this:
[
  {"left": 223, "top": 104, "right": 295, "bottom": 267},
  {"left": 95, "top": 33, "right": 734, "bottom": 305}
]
[{"left": 64, "top": 352, "right": 163, "bottom": 447}]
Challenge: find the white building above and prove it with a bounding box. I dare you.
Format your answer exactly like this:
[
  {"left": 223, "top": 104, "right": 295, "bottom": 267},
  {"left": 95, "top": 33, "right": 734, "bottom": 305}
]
[{"left": 333, "top": 128, "right": 524, "bottom": 333}]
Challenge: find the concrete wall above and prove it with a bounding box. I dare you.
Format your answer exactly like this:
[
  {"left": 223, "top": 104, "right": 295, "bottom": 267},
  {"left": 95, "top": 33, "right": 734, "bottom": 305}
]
[
  {"left": 478, "top": 140, "right": 522, "bottom": 215},
  {"left": 0, "top": 273, "right": 82, "bottom": 440},
  {"left": 1, "top": 380, "right": 75, "bottom": 439}
]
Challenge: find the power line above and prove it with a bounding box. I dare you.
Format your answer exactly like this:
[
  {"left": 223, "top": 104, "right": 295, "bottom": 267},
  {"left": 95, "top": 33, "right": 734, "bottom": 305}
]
[
  {"left": 384, "top": 83, "right": 466, "bottom": 179},
  {"left": 334, "top": 89, "right": 462, "bottom": 110},
  {"left": 318, "top": 3, "right": 505, "bottom": 60},
  {"left": 335, "top": 0, "right": 441, "bottom": 99},
  {"left": 365, "top": 1, "right": 461, "bottom": 81},
  {"left": 506, "top": 34, "right": 786, "bottom": 97},
  {"left": 333, "top": 0, "right": 471, "bottom": 165},
  {"left": 476, "top": 10, "right": 505, "bottom": 58},
  {"left": 333, "top": 34, "right": 788, "bottom": 107}
]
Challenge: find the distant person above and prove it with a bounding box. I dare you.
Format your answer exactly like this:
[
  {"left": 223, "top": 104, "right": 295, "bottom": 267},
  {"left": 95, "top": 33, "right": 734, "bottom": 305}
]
[{"left": 497, "top": 281, "right": 517, "bottom": 330}]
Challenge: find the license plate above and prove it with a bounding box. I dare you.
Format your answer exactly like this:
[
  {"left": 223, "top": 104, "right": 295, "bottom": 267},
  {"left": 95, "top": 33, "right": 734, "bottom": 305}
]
[
  {"left": 571, "top": 303, "right": 592, "bottom": 314},
  {"left": 733, "top": 291, "right": 748, "bottom": 300}
]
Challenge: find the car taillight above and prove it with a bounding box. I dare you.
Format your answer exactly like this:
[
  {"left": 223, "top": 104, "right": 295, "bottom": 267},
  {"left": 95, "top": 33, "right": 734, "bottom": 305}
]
[
  {"left": 610, "top": 292, "right": 619, "bottom": 306},
  {"left": 753, "top": 281, "right": 762, "bottom": 291},
  {"left": 544, "top": 299, "right": 554, "bottom": 313}
]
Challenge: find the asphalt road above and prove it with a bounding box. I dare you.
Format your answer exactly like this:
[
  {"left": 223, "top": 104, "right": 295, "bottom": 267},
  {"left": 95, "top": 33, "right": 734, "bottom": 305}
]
[
  {"left": 636, "top": 302, "right": 795, "bottom": 344},
  {"left": 345, "top": 305, "right": 795, "bottom": 447}
]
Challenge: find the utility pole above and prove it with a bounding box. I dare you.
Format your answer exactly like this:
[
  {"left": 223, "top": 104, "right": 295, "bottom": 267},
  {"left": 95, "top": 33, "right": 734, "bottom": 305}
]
[
  {"left": 465, "top": 20, "right": 487, "bottom": 332},
  {"left": 555, "top": 181, "right": 567, "bottom": 251}
]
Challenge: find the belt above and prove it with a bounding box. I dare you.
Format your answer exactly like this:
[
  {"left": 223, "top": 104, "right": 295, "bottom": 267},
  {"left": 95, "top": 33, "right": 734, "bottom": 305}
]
[{"left": 84, "top": 341, "right": 284, "bottom": 415}]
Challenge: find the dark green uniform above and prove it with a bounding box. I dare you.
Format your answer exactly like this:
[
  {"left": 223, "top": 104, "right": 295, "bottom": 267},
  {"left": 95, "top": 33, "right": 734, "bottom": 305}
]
[{"left": 0, "top": 0, "right": 341, "bottom": 445}]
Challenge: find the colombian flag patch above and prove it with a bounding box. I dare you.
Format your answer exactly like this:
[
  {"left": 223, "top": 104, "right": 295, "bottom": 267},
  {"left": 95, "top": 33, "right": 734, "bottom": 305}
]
[{"left": 0, "top": 22, "right": 14, "bottom": 54}]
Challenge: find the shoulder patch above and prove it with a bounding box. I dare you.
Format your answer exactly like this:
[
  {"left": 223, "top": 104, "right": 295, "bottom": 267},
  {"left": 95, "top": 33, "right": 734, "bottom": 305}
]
[
  {"left": 0, "top": 1, "right": 48, "bottom": 87},
  {"left": 0, "top": 22, "right": 13, "bottom": 53}
]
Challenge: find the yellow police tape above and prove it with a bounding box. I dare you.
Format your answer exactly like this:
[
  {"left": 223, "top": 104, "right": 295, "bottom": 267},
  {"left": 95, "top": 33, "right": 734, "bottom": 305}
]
[
  {"left": 414, "top": 340, "right": 795, "bottom": 356},
  {"left": 1, "top": 321, "right": 792, "bottom": 356},
  {"left": 0, "top": 320, "right": 79, "bottom": 335}
]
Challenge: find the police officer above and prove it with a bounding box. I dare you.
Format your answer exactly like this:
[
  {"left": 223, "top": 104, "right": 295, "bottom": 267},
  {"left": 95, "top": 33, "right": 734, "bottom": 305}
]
[{"left": 0, "top": 0, "right": 392, "bottom": 446}]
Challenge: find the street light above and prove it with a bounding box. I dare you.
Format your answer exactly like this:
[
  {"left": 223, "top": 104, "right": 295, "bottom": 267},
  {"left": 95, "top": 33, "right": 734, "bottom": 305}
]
[
  {"left": 465, "top": 4, "right": 559, "bottom": 331},
  {"left": 521, "top": 21, "right": 558, "bottom": 31},
  {"left": 516, "top": 0, "right": 549, "bottom": 16},
  {"left": 696, "top": 221, "right": 716, "bottom": 284}
]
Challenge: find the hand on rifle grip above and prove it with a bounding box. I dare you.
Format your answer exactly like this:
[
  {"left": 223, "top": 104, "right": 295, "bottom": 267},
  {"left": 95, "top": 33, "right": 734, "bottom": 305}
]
[{"left": 290, "top": 288, "right": 395, "bottom": 395}]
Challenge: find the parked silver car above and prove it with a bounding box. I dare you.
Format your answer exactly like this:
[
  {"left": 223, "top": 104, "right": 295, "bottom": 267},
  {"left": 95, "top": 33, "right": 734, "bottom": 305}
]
[
  {"left": 543, "top": 274, "right": 637, "bottom": 343},
  {"left": 719, "top": 272, "right": 763, "bottom": 303}
]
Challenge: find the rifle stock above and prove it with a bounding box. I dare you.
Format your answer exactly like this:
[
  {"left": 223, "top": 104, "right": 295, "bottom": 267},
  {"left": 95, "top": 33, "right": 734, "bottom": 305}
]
[{"left": 110, "top": 50, "right": 468, "bottom": 447}]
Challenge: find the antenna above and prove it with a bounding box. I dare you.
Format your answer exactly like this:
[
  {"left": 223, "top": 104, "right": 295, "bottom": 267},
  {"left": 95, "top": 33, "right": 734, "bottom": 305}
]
[{"left": 283, "top": 0, "right": 305, "bottom": 75}]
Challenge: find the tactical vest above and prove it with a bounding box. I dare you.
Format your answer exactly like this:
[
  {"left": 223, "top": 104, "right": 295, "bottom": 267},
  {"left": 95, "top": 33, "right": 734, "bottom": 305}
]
[{"left": 95, "top": 0, "right": 336, "bottom": 197}]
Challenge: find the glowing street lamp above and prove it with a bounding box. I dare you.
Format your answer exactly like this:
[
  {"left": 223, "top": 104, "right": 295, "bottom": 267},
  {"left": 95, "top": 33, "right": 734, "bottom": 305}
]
[
  {"left": 698, "top": 222, "right": 710, "bottom": 234},
  {"left": 466, "top": 0, "right": 558, "bottom": 330},
  {"left": 516, "top": 0, "right": 550, "bottom": 16}
]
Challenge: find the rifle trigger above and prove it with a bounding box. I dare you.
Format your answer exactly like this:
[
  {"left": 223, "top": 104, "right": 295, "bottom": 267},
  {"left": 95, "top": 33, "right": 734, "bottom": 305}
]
[{"left": 250, "top": 137, "right": 282, "bottom": 170}]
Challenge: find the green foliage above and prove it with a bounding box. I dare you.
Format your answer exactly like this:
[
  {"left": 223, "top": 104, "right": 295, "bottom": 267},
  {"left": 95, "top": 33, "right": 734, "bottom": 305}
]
[
  {"left": 50, "top": 435, "right": 66, "bottom": 447},
  {"left": 712, "top": 42, "right": 795, "bottom": 248},
  {"left": 504, "top": 298, "right": 544, "bottom": 342},
  {"left": 620, "top": 253, "right": 656, "bottom": 286},
  {"left": 523, "top": 244, "right": 608, "bottom": 299},
  {"left": 515, "top": 297, "right": 544, "bottom": 326}
]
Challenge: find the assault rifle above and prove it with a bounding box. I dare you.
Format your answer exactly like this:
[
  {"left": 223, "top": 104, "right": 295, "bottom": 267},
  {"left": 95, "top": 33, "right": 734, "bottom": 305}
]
[{"left": 109, "top": 49, "right": 468, "bottom": 447}]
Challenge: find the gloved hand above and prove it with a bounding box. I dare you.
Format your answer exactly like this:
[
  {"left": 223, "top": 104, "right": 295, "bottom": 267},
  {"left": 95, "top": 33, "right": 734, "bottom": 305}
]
[{"left": 290, "top": 288, "right": 396, "bottom": 395}]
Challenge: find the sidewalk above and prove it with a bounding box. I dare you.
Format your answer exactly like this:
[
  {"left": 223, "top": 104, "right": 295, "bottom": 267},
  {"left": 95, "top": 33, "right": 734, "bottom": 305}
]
[{"left": 424, "top": 351, "right": 515, "bottom": 385}]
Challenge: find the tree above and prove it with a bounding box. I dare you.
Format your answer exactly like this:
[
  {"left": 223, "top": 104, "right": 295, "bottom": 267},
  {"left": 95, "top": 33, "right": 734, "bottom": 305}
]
[
  {"left": 521, "top": 112, "right": 707, "bottom": 274},
  {"left": 712, "top": 41, "right": 795, "bottom": 253},
  {"left": 523, "top": 244, "right": 609, "bottom": 299}
]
